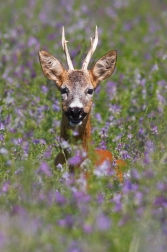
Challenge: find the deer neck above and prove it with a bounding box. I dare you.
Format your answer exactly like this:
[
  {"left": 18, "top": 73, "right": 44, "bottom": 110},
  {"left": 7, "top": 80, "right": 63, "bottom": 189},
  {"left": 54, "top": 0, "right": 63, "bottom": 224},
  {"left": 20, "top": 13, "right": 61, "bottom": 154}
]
[{"left": 60, "top": 111, "right": 91, "bottom": 150}]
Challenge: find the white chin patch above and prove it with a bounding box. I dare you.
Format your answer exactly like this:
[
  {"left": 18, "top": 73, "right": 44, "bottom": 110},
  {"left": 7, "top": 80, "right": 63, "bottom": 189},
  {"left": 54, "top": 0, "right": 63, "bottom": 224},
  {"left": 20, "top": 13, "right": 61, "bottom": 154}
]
[{"left": 69, "top": 121, "right": 82, "bottom": 127}]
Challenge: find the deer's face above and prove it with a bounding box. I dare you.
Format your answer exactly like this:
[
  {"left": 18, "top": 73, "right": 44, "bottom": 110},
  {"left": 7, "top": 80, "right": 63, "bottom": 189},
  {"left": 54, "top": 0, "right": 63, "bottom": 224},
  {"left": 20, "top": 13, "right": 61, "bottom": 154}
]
[
  {"left": 60, "top": 70, "right": 94, "bottom": 126},
  {"left": 39, "top": 28, "right": 117, "bottom": 126}
]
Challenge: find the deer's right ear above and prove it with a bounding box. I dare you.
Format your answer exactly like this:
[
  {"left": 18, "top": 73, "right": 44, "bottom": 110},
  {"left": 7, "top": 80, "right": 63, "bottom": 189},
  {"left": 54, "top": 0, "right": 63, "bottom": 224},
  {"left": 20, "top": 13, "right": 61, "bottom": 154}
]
[{"left": 39, "top": 50, "right": 65, "bottom": 87}]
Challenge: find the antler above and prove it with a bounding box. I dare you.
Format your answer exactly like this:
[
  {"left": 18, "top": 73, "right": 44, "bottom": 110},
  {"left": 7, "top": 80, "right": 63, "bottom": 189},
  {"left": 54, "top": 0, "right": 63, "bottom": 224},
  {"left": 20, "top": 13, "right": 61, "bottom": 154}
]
[
  {"left": 62, "top": 27, "right": 74, "bottom": 70},
  {"left": 82, "top": 26, "right": 98, "bottom": 70}
]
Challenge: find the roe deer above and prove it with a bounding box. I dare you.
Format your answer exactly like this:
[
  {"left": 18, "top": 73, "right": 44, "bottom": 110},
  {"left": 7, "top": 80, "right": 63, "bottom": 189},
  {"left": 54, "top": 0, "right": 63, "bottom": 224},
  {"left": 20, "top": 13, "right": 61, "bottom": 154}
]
[{"left": 39, "top": 27, "right": 126, "bottom": 182}]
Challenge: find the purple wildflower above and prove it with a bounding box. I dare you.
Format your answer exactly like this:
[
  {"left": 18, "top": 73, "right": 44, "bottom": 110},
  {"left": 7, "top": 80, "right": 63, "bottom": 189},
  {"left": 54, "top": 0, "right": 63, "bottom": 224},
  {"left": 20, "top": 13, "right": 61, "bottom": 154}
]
[
  {"left": 58, "top": 215, "right": 74, "bottom": 229},
  {"left": 67, "top": 241, "right": 82, "bottom": 252},
  {"left": 127, "top": 134, "right": 133, "bottom": 139},
  {"left": 157, "top": 182, "right": 167, "bottom": 191},
  {"left": 27, "top": 36, "right": 40, "bottom": 49},
  {"left": 145, "top": 140, "right": 155, "bottom": 153},
  {"left": 83, "top": 223, "right": 93, "bottom": 233},
  {"left": 17, "top": 138, "right": 23, "bottom": 145},
  {"left": 109, "top": 104, "right": 121, "bottom": 114},
  {"left": 120, "top": 150, "right": 131, "bottom": 160},
  {"left": 38, "top": 162, "right": 52, "bottom": 177},
  {"left": 44, "top": 149, "right": 51, "bottom": 159},
  {"left": 55, "top": 191, "right": 67, "bottom": 205},
  {"left": 33, "top": 139, "right": 40, "bottom": 144},
  {"left": 1, "top": 181, "right": 10, "bottom": 193},
  {"left": 138, "top": 128, "right": 145, "bottom": 135},
  {"left": 98, "top": 140, "right": 107, "bottom": 150},
  {"left": 22, "top": 141, "right": 29, "bottom": 157},
  {"left": 154, "top": 196, "right": 167, "bottom": 208},
  {"left": 151, "top": 125, "right": 158, "bottom": 135},
  {"left": 122, "top": 179, "right": 132, "bottom": 194},
  {"left": 40, "top": 139, "right": 46, "bottom": 145},
  {"left": 97, "top": 193, "right": 104, "bottom": 204},
  {"left": 0, "top": 148, "right": 8, "bottom": 155},
  {"left": 96, "top": 213, "right": 111, "bottom": 231},
  {"left": 95, "top": 112, "right": 102, "bottom": 122},
  {"left": 118, "top": 215, "right": 130, "bottom": 226},
  {"left": 134, "top": 191, "right": 143, "bottom": 206},
  {"left": 0, "top": 134, "right": 4, "bottom": 141},
  {"left": 0, "top": 123, "right": 5, "bottom": 130},
  {"left": 47, "top": 33, "right": 57, "bottom": 40},
  {"left": 11, "top": 205, "right": 26, "bottom": 216},
  {"left": 111, "top": 194, "right": 122, "bottom": 212},
  {"left": 143, "top": 169, "right": 154, "bottom": 178},
  {"left": 52, "top": 103, "right": 60, "bottom": 111},
  {"left": 68, "top": 155, "right": 83, "bottom": 166},
  {"left": 131, "top": 169, "right": 141, "bottom": 180},
  {"left": 106, "top": 81, "right": 117, "bottom": 99},
  {"left": 41, "top": 85, "right": 48, "bottom": 94}
]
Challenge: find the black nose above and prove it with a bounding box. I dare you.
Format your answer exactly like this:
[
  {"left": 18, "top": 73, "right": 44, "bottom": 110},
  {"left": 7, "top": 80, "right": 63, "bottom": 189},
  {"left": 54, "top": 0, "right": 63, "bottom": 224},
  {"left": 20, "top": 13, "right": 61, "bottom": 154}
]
[{"left": 69, "top": 107, "right": 83, "bottom": 119}]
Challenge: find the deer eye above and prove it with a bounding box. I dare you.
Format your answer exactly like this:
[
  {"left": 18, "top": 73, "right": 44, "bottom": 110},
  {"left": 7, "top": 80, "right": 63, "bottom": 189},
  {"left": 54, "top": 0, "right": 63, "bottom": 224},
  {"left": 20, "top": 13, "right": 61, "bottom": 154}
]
[
  {"left": 87, "top": 89, "right": 94, "bottom": 95},
  {"left": 61, "top": 87, "right": 68, "bottom": 95}
]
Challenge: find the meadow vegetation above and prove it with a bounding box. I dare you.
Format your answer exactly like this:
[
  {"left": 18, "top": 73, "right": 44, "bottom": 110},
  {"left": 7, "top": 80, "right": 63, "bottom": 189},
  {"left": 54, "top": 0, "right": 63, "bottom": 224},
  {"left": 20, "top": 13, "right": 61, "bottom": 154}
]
[{"left": 0, "top": 0, "right": 167, "bottom": 251}]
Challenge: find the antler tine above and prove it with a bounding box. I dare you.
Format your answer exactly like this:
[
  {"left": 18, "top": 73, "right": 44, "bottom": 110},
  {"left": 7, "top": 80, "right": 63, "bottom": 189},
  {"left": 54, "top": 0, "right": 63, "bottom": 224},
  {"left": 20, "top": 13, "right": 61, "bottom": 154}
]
[
  {"left": 62, "top": 27, "right": 74, "bottom": 70},
  {"left": 82, "top": 26, "right": 98, "bottom": 70}
]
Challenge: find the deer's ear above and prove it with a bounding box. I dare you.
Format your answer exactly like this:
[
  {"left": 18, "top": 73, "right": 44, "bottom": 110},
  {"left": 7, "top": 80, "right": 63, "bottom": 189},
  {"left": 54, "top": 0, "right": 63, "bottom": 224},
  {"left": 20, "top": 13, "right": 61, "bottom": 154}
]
[
  {"left": 90, "top": 50, "right": 117, "bottom": 86},
  {"left": 39, "top": 50, "right": 65, "bottom": 87}
]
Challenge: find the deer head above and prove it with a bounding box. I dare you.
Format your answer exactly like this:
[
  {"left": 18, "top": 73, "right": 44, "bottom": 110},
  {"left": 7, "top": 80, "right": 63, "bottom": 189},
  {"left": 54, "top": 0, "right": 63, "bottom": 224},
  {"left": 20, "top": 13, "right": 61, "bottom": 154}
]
[{"left": 39, "top": 27, "right": 117, "bottom": 126}]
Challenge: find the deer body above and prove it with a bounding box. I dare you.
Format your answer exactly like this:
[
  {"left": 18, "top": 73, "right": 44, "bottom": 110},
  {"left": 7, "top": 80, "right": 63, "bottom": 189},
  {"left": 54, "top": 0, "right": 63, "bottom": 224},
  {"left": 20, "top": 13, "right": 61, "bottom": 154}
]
[{"left": 39, "top": 27, "right": 126, "bottom": 182}]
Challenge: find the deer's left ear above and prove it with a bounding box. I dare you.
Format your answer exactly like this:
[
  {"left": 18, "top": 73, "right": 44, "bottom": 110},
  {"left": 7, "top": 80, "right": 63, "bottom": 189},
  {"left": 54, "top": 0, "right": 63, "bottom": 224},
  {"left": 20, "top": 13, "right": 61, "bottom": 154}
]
[{"left": 90, "top": 50, "right": 117, "bottom": 86}]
